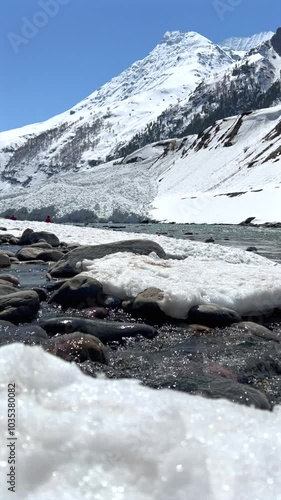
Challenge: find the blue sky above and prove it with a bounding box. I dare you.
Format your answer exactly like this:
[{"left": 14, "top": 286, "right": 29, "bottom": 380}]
[{"left": 0, "top": 0, "right": 280, "bottom": 131}]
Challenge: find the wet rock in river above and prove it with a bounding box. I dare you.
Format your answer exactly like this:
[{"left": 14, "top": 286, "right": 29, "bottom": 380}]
[
  {"left": 48, "top": 275, "right": 103, "bottom": 309},
  {"left": 0, "top": 252, "right": 11, "bottom": 268},
  {"left": 233, "top": 321, "right": 280, "bottom": 343},
  {"left": 0, "top": 281, "right": 19, "bottom": 296},
  {"left": 39, "top": 317, "right": 157, "bottom": 343},
  {"left": 44, "top": 332, "right": 108, "bottom": 364},
  {"left": 189, "top": 324, "right": 213, "bottom": 335},
  {"left": 73, "top": 307, "right": 109, "bottom": 319},
  {"left": 32, "top": 287, "right": 48, "bottom": 302},
  {"left": 0, "top": 275, "right": 19, "bottom": 286},
  {"left": 132, "top": 287, "right": 166, "bottom": 321},
  {"left": 187, "top": 304, "right": 241, "bottom": 328},
  {"left": 30, "top": 241, "right": 53, "bottom": 249},
  {"left": 0, "top": 234, "right": 19, "bottom": 245},
  {"left": 16, "top": 247, "right": 63, "bottom": 262}
]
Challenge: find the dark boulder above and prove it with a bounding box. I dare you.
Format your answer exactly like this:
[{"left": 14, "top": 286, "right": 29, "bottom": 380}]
[
  {"left": 30, "top": 241, "right": 53, "bottom": 249},
  {"left": 0, "top": 290, "right": 40, "bottom": 323},
  {"left": 0, "top": 252, "right": 11, "bottom": 268},
  {"left": 44, "top": 332, "right": 108, "bottom": 364},
  {"left": 19, "top": 229, "right": 60, "bottom": 247},
  {"left": 36, "top": 250, "right": 64, "bottom": 262},
  {"left": 39, "top": 317, "right": 157, "bottom": 343},
  {"left": 0, "top": 275, "right": 20, "bottom": 286},
  {"left": 0, "top": 281, "right": 18, "bottom": 297},
  {"left": 246, "top": 246, "right": 258, "bottom": 253},
  {"left": 234, "top": 322, "right": 280, "bottom": 343},
  {"left": 0, "top": 233, "right": 19, "bottom": 244},
  {"left": 188, "top": 304, "right": 241, "bottom": 328},
  {"left": 48, "top": 275, "right": 103, "bottom": 309},
  {"left": 132, "top": 287, "right": 166, "bottom": 321},
  {"left": 49, "top": 239, "right": 167, "bottom": 278},
  {"left": 16, "top": 247, "right": 63, "bottom": 262},
  {"left": 32, "top": 287, "right": 48, "bottom": 302}
]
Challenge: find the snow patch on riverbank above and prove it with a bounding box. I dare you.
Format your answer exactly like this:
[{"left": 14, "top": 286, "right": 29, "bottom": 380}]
[
  {"left": 1, "top": 218, "right": 281, "bottom": 317},
  {"left": 0, "top": 343, "right": 281, "bottom": 500},
  {"left": 83, "top": 250, "right": 281, "bottom": 318}
]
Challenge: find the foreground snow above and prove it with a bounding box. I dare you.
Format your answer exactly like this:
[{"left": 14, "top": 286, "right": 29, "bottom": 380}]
[
  {"left": 1, "top": 219, "right": 281, "bottom": 318},
  {"left": 0, "top": 343, "right": 281, "bottom": 500}
]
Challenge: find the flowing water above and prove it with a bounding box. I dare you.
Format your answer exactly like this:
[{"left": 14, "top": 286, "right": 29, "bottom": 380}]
[{"left": 86, "top": 223, "right": 281, "bottom": 263}]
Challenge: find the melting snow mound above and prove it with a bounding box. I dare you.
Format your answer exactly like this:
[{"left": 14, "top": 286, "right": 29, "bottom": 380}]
[
  {"left": 0, "top": 344, "right": 281, "bottom": 499},
  {"left": 83, "top": 244, "right": 281, "bottom": 318}
]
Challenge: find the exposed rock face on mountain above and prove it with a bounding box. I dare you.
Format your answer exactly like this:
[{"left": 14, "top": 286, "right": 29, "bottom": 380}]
[{"left": 0, "top": 28, "right": 280, "bottom": 223}]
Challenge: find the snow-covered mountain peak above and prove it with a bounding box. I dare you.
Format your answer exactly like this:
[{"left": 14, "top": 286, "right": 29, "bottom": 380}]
[
  {"left": 220, "top": 31, "right": 275, "bottom": 52},
  {"left": 161, "top": 30, "right": 210, "bottom": 46},
  {"left": 0, "top": 26, "right": 280, "bottom": 199}
]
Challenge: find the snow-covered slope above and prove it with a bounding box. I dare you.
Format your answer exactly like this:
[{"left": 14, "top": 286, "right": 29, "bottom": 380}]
[
  {"left": 122, "top": 28, "right": 281, "bottom": 153},
  {"left": 0, "top": 31, "right": 235, "bottom": 188},
  {"left": 0, "top": 104, "right": 280, "bottom": 224},
  {"left": 0, "top": 28, "right": 280, "bottom": 224},
  {"left": 1, "top": 29, "right": 279, "bottom": 189},
  {"left": 220, "top": 31, "right": 275, "bottom": 52}
]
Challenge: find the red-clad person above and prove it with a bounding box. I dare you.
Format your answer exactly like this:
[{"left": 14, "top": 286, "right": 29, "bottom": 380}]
[
  {"left": 45, "top": 215, "right": 52, "bottom": 223},
  {"left": 11, "top": 215, "right": 17, "bottom": 221}
]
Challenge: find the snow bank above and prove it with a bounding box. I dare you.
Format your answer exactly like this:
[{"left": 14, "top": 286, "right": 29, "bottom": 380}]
[
  {"left": 2, "top": 218, "right": 281, "bottom": 318},
  {"left": 83, "top": 250, "right": 281, "bottom": 318},
  {"left": 0, "top": 343, "right": 281, "bottom": 500},
  {"left": 151, "top": 185, "right": 281, "bottom": 225}
]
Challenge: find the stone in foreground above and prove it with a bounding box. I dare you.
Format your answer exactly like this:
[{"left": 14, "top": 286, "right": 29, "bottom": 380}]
[{"left": 188, "top": 304, "right": 241, "bottom": 328}]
